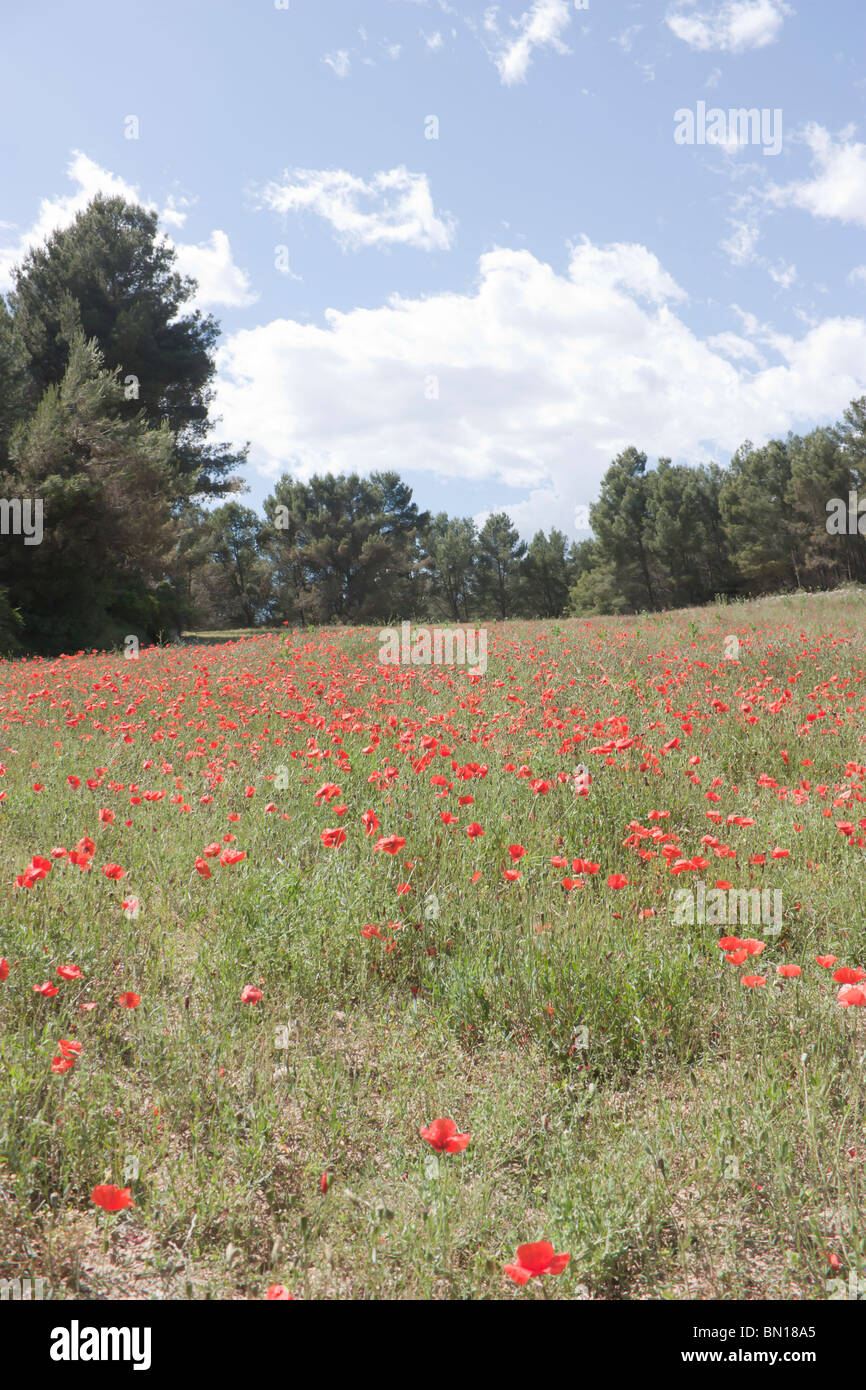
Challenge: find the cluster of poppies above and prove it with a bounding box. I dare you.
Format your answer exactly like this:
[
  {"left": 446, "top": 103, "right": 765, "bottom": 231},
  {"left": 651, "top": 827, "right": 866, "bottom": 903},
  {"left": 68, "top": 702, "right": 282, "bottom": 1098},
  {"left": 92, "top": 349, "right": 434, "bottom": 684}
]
[{"left": 716, "top": 937, "right": 866, "bottom": 1002}]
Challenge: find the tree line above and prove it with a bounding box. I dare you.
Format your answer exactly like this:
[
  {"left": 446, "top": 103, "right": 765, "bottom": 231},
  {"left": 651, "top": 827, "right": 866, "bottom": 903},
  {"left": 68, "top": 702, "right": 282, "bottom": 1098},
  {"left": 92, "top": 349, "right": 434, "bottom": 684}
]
[{"left": 1, "top": 195, "right": 864, "bottom": 654}]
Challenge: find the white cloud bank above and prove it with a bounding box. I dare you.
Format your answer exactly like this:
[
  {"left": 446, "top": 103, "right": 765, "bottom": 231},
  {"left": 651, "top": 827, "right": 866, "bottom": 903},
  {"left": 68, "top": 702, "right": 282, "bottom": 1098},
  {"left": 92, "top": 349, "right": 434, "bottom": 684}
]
[
  {"left": 214, "top": 238, "right": 866, "bottom": 535},
  {"left": 0, "top": 151, "right": 256, "bottom": 309},
  {"left": 666, "top": 0, "right": 791, "bottom": 53},
  {"left": 260, "top": 166, "right": 456, "bottom": 252}
]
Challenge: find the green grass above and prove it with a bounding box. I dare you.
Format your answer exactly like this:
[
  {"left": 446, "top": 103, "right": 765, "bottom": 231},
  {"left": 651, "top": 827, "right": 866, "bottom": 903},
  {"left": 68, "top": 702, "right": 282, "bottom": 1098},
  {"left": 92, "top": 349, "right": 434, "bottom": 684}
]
[{"left": 0, "top": 590, "right": 865, "bottom": 1299}]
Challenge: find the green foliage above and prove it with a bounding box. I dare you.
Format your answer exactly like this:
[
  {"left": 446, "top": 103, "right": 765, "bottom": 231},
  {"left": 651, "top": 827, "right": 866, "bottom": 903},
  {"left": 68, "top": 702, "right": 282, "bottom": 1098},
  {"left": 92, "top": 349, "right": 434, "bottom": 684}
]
[
  {"left": 0, "top": 332, "right": 183, "bottom": 652},
  {"left": 263, "top": 470, "right": 428, "bottom": 623},
  {"left": 8, "top": 195, "right": 245, "bottom": 502}
]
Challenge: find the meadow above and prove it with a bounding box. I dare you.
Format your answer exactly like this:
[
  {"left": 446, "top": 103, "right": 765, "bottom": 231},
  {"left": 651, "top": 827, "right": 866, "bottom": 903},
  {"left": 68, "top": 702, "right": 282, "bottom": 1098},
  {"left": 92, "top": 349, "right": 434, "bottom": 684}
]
[{"left": 0, "top": 588, "right": 865, "bottom": 1301}]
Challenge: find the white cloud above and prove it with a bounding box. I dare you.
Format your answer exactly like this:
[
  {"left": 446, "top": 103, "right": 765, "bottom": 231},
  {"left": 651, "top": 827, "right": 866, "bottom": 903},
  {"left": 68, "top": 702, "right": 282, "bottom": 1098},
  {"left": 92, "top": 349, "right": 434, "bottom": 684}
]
[
  {"left": 666, "top": 1, "right": 791, "bottom": 53},
  {"left": 260, "top": 166, "right": 456, "bottom": 252},
  {"left": 486, "top": 0, "right": 573, "bottom": 86},
  {"left": 323, "top": 49, "right": 351, "bottom": 77},
  {"left": 848, "top": 265, "right": 866, "bottom": 286},
  {"left": 161, "top": 193, "right": 193, "bottom": 229},
  {"left": 720, "top": 215, "right": 761, "bottom": 264},
  {"left": 0, "top": 151, "right": 254, "bottom": 311},
  {"left": 173, "top": 231, "right": 258, "bottom": 309},
  {"left": 707, "top": 331, "right": 767, "bottom": 365},
  {"left": 613, "top": 25, "right": 644, "bottom": 54},
  {"left": 423, "top": 29, "right": 444, "bottom": 50},
  {"left": 768, "top": 260, "right": 796, "bottom": 289},
  {"left": 214, "top": 238, "right": 866, "bottom": 534},
  {"left": 767, "top": 123, "right": 866, "bottom": 228}
]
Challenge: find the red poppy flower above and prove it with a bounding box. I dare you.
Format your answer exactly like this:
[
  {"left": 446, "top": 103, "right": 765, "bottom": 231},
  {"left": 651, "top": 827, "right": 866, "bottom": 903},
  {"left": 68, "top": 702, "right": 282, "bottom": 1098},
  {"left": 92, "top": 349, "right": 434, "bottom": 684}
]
[
  {"left": 117, "top": 992, "right": 140, "bottom": 1009},
  {"left": 0, "top": 959, "right": 8, "bottom": 982},
  {"left": 838, "top": 985, "right": 866, "bottom": 1007},
  {"left": 321, "top": 827, "right": 347, "bottom": 849},
  {"left": 314, "top": 782, "right": 341, "bottom": 802},
  {"left": 607, "top": 874, "right": 628, "bottom": 890},
  {"left": 220, "top": 848, "right": 247, "bottom": 866},
  {"left": 833, "top": 966, "right": 866, "bottom": 985},
  {"left": 503, "top": 1241, "right": 570, "bottom": 1285},
  {"left": 34, "top": 981, "right": 59, "bottom": 997},
  {"left": 51, "top": 1056, "right": 75, "bottom": 1074},
  {"left": 91, "top": 1184, "right": 134, "bottom": 1212},
  {"left": 419, "top": 1117, "right": 471, "bottom": 1154},
  {"left": 776, "top": 964, "right": 801, "bottom": 979},
  {"left": 465, "top": 824, "right": 484, "bottom": 839},
  {"left": 57, "top": 964, "right": 83, "bottom": 981},
  {"left": 241, "top": 985, "right": 263, "bottom": 1004},
  {"left": 815, "top": 955, "right": 838, "bottom": 968},
  {"left": 373, "top": 834, "right": 405, "bottom": 853},
  {"left": 265, "top": 1285, "right": 294, "bottom": 1300},
  {"left": 195, "top": 857, "right": 212, "bottom": 877},
  {"left": 741, "top": 975, "right": 766, "bottom": 988},
  {"left": 58, "top": 1039, "right": 82, "bottom": 1058}
]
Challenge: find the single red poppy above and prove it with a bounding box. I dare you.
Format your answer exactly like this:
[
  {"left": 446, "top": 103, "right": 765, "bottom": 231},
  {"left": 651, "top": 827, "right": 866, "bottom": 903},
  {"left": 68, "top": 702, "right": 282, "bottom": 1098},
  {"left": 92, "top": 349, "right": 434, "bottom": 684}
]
[
  {"left": 419, "top": 1117, "right": 471, "bottom": 1154},
  {"left": 503, "top": 1240, "right": 570, "bottom": 1285},
  {"left": 91, "top": 1184, "right": 134, "bottom": 1212}
]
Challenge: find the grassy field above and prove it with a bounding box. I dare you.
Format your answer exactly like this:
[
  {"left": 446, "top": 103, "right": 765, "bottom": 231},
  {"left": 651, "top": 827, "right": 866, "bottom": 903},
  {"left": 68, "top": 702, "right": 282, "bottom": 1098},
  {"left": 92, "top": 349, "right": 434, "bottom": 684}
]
[{"left": 1, "top": 589, "right": 865, "bottom": 1301}]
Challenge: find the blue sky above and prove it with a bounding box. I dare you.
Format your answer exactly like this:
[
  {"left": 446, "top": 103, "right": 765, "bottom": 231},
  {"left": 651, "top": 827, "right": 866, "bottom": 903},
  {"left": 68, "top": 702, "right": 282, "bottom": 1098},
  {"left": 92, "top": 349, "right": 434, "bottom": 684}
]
[{"left": 3, "top": 0, "right": 866, "bottom": 537}]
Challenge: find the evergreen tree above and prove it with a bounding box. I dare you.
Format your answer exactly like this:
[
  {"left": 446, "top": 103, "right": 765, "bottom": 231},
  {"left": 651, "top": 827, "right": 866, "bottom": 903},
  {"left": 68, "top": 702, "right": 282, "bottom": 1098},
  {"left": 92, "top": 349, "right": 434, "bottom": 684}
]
[
  {"left": 421, "top": 514, "right": 477, "bottom": 620},
  {"left": 719, "top": 439, "right": 796, "bottom": 592},
  {"left": 8, "top": 195, "right": 245, "bottom": 502},
  {"left": 0, "top": 332, "right": 182, "bottom": 652},
  {"left": 475, "top": 512, "right": 527, "bottom": 619},
  {"left": 521, "top": 528, "right": 572, "bottom": 617}
]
